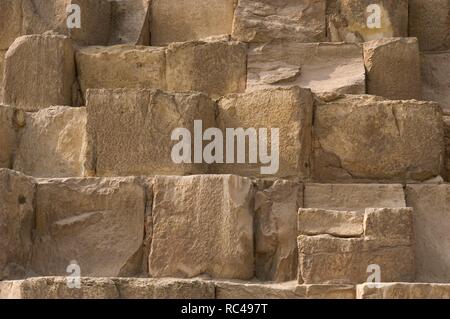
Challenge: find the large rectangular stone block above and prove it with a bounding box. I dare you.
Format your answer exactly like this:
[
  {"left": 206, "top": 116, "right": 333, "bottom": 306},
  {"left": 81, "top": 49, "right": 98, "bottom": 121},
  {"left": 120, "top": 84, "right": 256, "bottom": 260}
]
[
  {"left": 313, "top": 95, "right": 444, "bottom": 182},
  {"left": 166, "top": 40, "right": 247, "bottom": 99},
  {"left": 421, "top": 52, "right": 450, "bottom": 114},
  {"left": 31, "top": 177, "right": 145, "bottom": 277},
  {"left": 0, "top": 105, "right": 17, "bottom": 168},
  {"left": 406, "top": 184, "right": 450, "bottom": 282},
  {"left": 149, "top": 175, "right": 254, "bottom": 280},
  {"left": 0, "top": 0, "right": 22, "bottom": 50},
  {"left": 232, "top": 0, "right": 327, "bottom": 43},
  {"left": 151, "top": 0, "right": 235, "bottom": 45},
  {"left": 247, "top": 41, "right": 365, "bottom": 94},
  {"left": 85, "top": 89, "right": 215, "bottom": 176},
  {"left": 216, "top": 87, "right": 313, "bottom": 178},
  {"left": 0, "top": 169, "right": 35, "bottom": 279},
  {"left": 357, "top": 283, "right": 450, "bottom": 299},
  {"left": 2, "top": 34, "right": 76, "bottom": 111},
  {"left": 13, "top": 106, "right": 87, "bottom": 178}
]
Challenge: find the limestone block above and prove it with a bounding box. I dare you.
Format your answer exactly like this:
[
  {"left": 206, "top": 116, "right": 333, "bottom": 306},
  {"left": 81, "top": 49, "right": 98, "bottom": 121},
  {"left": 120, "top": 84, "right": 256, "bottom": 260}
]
[
  {"left": 166, "top": 40, "right": 247, "bottom": 99},
  {"left": 254, "top": 180, "right": 302, "bottom": 281},
  {"left": 304, "top": 184, "right": 406, "bottom": 212},
  {"left": 364, "top": 38, "right": 422, "bottom": 101},
  {"left": 0, "top": 105, "right": 17, "bottom": 168},
  {"left": 2, "top": 34, "right": 75, "bottom": 111},
  {"left": 76, "top": 45, "right": 166, "bottom": 99},
  {"left": 406, "top": 184, "right": 450, "bottom": 282},
  {"left": 216, "top": 87, "right": 313, "bottom": 179},
  {"left": 14, "top": 106, "right": 87, "bottom": 178},
  {"left": 357, "top": 283, "right": 450, "bottom": 299},
  {"left": 0, "top": 0, "right": 22, "bottom": 50},
  {"left": 151, "top": 0, "right": 235, "bottom": 45},
  {"left": 247, "top": 41, "right": 365, "bottom": 94},
  {"left": 85, "top": 89, "right": 215, "bottom": 177},
  {"left": 21, "top": 0, "right": 69, "bottom": 35},
  {"left": 232, "top": 0, "right": 327, "bottom": 43},
  {"left": 149, "top": 175, "right": 254, "bottom": 280},
  {"left": 31, "top": 177, "right": 145, "bottom": 277},
  {"left": 312, "top": 95, "right": 444, "bottom": 182},
  {"left": 0, "top": 169, "right": 35, "bottom": 279},
  {"left": 0, "top": 50, "right": 5, "bottom": 102},
  {"left": 421, "top": 52, "right": 450, "bottom": 113}
]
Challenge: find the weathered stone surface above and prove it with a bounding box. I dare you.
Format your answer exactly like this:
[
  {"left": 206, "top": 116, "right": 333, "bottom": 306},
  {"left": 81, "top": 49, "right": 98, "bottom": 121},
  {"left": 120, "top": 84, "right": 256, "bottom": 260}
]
[
  {"left": 85, "top": 89, "right": 215, "bottom": 177},
  {"left": 328, "top": 0, "right": 408, "bottom": 42},
  {"left": 14, "top": 106, "right": 87, "bottom": 178},
  {"left": 166, "top": 40, "right": 247, "bottom": 99},
  {"left": 364, "top": 38, "right": 422, "bottom": 100},
  {"left": 0, "top": 50, "right": 5, "bottom": 102},
  {"left": 216, "top": 87, "right": 313, "bottom": 178},
  {"left": 409, "top": 0, "right": 449, "bottom": 51},
  {"left": 232, "top": 0, "right": 326, "bottom": 43},
  {"left": 0, "top": 105, "right": 17, "bottom": 168},
  {"left": 421, "top": 52, "right": 450, "bottom": 113},
  {"left": 298, "top": 209, "right": 363, "bottom": 238},
  {"left": 76, "top": 45, "right": 166, "bottom": 99},
  {"left": 151, "top": 0, "right": 235, "bottom": 45},
  {"left": 31, "top": 177, "right": 145, "bottom": 277},
  {"left": 215, "top": 281, "right": 355, "bottom": 299},
  {"left": 0, "top": 169, "right": 35, "bottom": 279},
  {"left": 247, "top": 41, "right": 365, "bottom": 94},
  {"left": 304, "top": 184, "right": 406, "bottom": 212},
  {"left": 109, "top": 0, "right": 151, "bottom": 45},
  {"left": 2, "top": 34, "right": 75, "bottom": 111},
  {"left": 149, "top": 175, "right": 254, "bottom": 280},
  {"left": 254, "top": 180, "right": 302, "bottom": 282},
  {"left": 21, "top": 0, "right": 68, "bottom": 36},
  {"left": 0, "top": 0, "right": 22, "bottom": 50},
  {"left": 357, "top": 283, "right": 450, "bottom": 299},
  {"left": 364, "top": 208, "right": 413, "bottom": 246},
  {"left": 313, "top": 95, "right": 444, "bottom": 182},
  {"left": 406, "top": 185, "right": 450, "bottom": 282}
]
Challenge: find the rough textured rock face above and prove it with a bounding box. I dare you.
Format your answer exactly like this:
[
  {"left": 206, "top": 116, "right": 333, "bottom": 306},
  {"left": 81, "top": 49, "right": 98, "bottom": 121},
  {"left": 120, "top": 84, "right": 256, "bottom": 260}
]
[
  {"left": 298, "top": 208, "right": 415, "bottom": 284},
  {"left": 0, "top": 50, "right": 5, "bottom": 101},
  {"left": 254, "top": 180, "right": 302, "bottom": 282},
  {"left": 151, "top": 0, "right": 236, "bottom": 46},
  {"left": 409, "top": 0, "right": 449, "bottom": 51},
  {"left": 329, "top": 0, "right": 408, "bottom": 42},
  {"left": 31, "top": 177, "right": 145, "bottom": 277},
  {"left": 357, "top": 283, "right": 450, "bottom": 299},
  {"left": 0, "top": 0, "right": 22, "bottom": 50},
  {"left": 298, "top": 209, "right": 363, "bottom": 237},
  {"left": 0, "top": 169, "right": 35, "bottom": 280},
  {"left": 149, "top": 175, "right": 254, "bottom": 280},
  {"left": 406, "top": 185, "right": 450, "bottom": 283},
  {"left": 166, "top": 40, "right": 247, "bottom": 99},
  {"left": 364, "top": 38, "right": 422, "bottom": 101},
  {"left": 85, "top": 89, "right": 215, "bottom": 177},
  {"left": 216, "top": 87, "right": 313, "bottom": 179},
  {"left": 421, "top": 52, "right": 450, "bottom": 114},
  {"left": 247, "top": 41, "right": 365, "bottom": 94},
  {"left": 21, "top": 0, "right": 69, "bottom": 36},
  {"left": 232, "top": 0, "right": 327, "bottom": 43},
  {"left": 0, "top": 106, "right": 17, "bottom": 168},
  {"left": 312, "top": 95, "right": 444, "bottom": 182},
  {"left": 14, "top": 106, "right": 87, "bottom": 178},
  {"left": 2, "top": 34, "right": 75, "bottom": 111},
  {"left": 76, "top": 45, "right": 166, "bottom": 99}
]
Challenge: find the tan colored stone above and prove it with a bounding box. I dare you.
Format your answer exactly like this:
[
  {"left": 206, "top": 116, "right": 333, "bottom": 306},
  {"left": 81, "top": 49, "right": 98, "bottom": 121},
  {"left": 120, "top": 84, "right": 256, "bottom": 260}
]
[
  {"left": 149, "top": 175, "right": 254, "bottom": 280},
  {"left": 357, "top": 283, "right": 450, "bottom": 299},
  {"left": 31, "top": 177, "right": 145, "bottom": 277},
  {"left": 421, "top": 52, "right": 450, "bottom": 113},
  {"left": 0, "top": 169, "right": 35, "bottom": 279},
  {"left": 215, "top": 281, "right": 355, "bottom": 299},
  {"left": 2, "top": 34, "right": 75, "bottom": 111},
  {"left": 21, "top": 0, "right": 69, "bottom": 35},
  {"left": 151, "top": 0, "right": 235, "bottom": 46},
  {"left": 0, "top": 0, "right": 22, "bottom": 50},
  {"left": 409, "top": 0, "right": 449, "bottom": 51},
  {"left": 166, "top": 40, "right": 247, "bottom": 99},
  {"left": 232, "top": 0, "right": 326, "bottom": 43},
  {"left": 0, "top": 50, "right": 5, "bottom": 102},
  {"left": 304, "top": 184, "right": 406, "bottom": 212},
  {"left": 85, "top": 89, "right": 215, "bottom": 177},
  {"left": 254, "top": 180, "right": 302, "bottom": 282},
  {"left": 247, "top": 41, "right": 365, "bottom": 94},
  {"left": 0, "top": 105, "right": 17, "bottom": 168},
  {"left": 313, "top": 95, "right": 444, "bottom": 182},
  {"left": 216, "top": 87, "right": 313, "bottom": 178},
  {"left": 406, "top": 184, "right": 450, "bottom": 282},
  {"left": 364, "top": 208, "right": 413, "bottom": 246},
  {"left": 13, "top": 106, "right": 87, "bottom": 178},
  {"left": 329, "top": 0, "right": 408, "bottom": 42},
  {"left": 364, "top": 38, "right": 422, "bottom": 100},
  {"left": 76, "top": 45, "right": 166, "bottom": 99},
  {"left": 298, "top": 209, "right": 363, "bottom": 238}
]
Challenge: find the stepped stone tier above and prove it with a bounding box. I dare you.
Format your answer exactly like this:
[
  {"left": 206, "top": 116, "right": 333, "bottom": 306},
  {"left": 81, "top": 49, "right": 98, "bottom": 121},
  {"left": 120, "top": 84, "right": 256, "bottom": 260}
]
[{"left": 0, "top": 0, "right": 450, "bottom": 300}]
